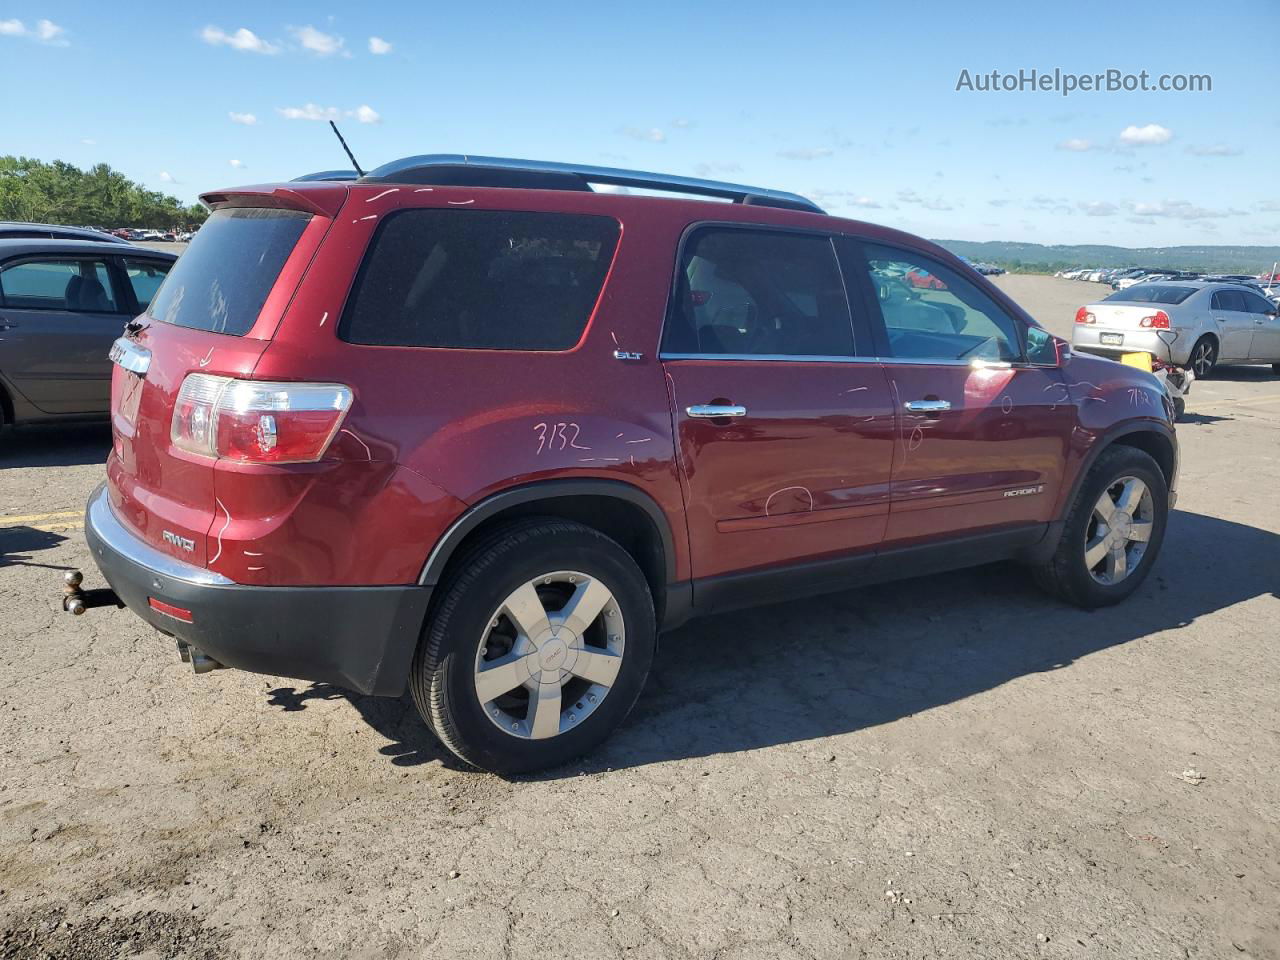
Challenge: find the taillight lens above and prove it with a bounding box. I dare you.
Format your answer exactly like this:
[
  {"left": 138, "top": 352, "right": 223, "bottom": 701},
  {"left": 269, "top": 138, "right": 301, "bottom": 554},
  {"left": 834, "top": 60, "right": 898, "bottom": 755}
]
[
  {"left": 171, "top": 374, "right": 352, "bottom": 463},
  {"left": 1074, "top": 307, "right": 1095, "bottom": 325},
  {"left": 1140, "top": 310, "right": 1171, "bottom": 329}
]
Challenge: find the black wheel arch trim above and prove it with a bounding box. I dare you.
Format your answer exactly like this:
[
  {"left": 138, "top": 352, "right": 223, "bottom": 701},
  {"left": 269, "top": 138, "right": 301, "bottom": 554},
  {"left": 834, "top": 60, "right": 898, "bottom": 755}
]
[
  {"left": 1022, "top": 420, "right": 1177, "bottom": 565},
  {"left": 417, "top": 476, "right": 681, "bottom": 590}
]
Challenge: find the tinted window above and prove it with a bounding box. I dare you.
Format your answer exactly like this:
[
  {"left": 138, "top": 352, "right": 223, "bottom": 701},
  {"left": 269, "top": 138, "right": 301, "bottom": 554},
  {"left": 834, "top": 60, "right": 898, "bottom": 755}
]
[
  {"left": 1105, "top": 285, "right": 1197, "bottom": 305},
  {"left": 341, "top": 210, "right": 619, "bottom": 350},
  {"left": 1242, "top": 292, "right": 1275, "bottom": 314},
  {"left": 1211, "top": 289, "right": 1247, "bottom": 311},
  {"left": 662, "top": 229, "right": 855, "bottom": 357},
  {"left": 0, "top": 258, "right": 118, "bottom": 312},
  {"left": 148, "top": 207, "right": 310, "bottom": 336},
  {"left": 862, "top": 244, "right": 1019, "bottom": 361},
  {"left": 122, "top": 258, "right": 172, "bottom": 312}
]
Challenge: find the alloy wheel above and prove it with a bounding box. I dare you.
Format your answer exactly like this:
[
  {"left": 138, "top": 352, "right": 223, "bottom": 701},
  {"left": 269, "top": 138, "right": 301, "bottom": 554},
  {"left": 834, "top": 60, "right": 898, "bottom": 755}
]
[
  {"left": 1191, "top": 341, "right": 1215, "bottom": 378},
  {"left": 473, "top": 571, "right": 625, "bottom": 740},
  {"left": 1084, "top": 476, "right": 1154, "bottom": 585}
]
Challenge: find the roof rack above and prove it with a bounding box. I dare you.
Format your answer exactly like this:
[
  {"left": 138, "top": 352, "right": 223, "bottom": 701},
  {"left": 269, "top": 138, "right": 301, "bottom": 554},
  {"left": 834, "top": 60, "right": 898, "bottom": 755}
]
[{"left": 357, "top": 154, "right": 825, "bottom": 214}]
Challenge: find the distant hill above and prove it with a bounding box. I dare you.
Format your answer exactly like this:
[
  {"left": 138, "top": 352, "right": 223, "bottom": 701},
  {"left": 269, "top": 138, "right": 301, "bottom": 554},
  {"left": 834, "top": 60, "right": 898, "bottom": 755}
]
[{"left": 934, "top": 239, "right": 1280, "bottom": 276}]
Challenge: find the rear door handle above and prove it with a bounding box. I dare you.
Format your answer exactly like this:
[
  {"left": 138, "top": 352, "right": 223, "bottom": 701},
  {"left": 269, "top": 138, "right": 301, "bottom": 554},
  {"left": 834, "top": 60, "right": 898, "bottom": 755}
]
[
  {"left": 904, "top": 399, "right": 951, "bottom": 412},
  {"left": 687, "top": 404, "right": 747, "bottom": 419}
]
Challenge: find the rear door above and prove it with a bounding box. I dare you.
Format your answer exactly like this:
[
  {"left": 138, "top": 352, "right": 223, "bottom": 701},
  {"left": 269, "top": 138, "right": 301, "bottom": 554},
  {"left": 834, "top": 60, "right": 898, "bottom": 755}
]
[
  {"left": 0, "top": 255, "right": 130, "bottom": 413},
  {"left": 849, "top": 241, "right": 1071, "bottom": 543},
  {"left": 1209, "top": 289, "right": 1254, "bottom": 360},
  {"left": 661, "top": 226, "right": 895, "bottom": 585},
  {"left": 1241, "top": 290, "right": 1280, "bottom": 361},
  {"left": 107, "top": 205, "right": 327, "bottom": 567}
]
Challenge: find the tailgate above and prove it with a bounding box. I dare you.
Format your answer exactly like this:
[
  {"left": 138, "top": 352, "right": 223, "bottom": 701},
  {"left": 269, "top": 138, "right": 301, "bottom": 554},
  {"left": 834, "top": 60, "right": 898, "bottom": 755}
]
[
  {"left": 104, "top": 201, "right": 338, "bottom": 570},
  {"left": 1088, "top": 303, "right": 1164, "bottom": 329}
]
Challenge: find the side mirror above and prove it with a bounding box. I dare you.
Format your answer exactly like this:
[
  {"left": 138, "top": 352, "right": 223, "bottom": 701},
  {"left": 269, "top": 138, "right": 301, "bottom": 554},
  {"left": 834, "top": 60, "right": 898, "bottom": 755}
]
[{"left": 1025, "top": 325, "right": 1066, "bottom": 366}]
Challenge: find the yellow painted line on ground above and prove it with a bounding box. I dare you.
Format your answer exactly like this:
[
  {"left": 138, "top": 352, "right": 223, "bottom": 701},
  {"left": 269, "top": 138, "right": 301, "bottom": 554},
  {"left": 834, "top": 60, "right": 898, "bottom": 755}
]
[
  {"left": 0, "top": 510, "right": 81, "bottom": 526},
  {"left": 30, "top": 522, "right": 84, "bottom": 532}
]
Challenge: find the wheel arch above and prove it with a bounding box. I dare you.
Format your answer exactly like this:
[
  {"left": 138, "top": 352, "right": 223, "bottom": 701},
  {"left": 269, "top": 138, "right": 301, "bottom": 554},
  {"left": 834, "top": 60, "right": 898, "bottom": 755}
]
[{"left": 418, "top": 479, "right": 689, "bottom": 629}]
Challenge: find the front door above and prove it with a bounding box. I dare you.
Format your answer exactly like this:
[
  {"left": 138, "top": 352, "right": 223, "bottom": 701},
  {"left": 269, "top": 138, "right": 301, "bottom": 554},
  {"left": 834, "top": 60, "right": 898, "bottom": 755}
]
[
  {"left": 0, "top": 255, "right": 130, "bottom": 414},
  {"left": 851, "top": 242, "right": 1072, "bottom": 543},
  {"left": 1241, "top": 290, "right": 1280, "bottom": 361},
  {"left": 660, "top": 226, "right": 895, "bottom": 583},
  {"left": 1210, "top": 289, "right": 1255, "bottom": 361}
]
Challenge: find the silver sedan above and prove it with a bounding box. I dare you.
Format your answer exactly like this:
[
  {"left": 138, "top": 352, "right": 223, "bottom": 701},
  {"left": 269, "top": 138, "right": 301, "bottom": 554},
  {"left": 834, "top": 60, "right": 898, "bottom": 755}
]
[{"left": 1072, "top": 281, "right": 1280, "bottom": 378}]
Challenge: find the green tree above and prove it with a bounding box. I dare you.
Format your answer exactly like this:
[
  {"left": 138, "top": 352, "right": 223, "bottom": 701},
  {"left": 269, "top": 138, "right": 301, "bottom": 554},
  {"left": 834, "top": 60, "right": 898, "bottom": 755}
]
[{"left": 0, "top": 155, "right": 208, "bottom": 228}]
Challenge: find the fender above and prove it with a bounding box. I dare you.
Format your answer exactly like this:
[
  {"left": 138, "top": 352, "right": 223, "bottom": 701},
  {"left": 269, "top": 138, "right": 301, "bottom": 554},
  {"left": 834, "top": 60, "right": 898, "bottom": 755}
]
[
  {"left": 1022, "top": 419, "right": 1178, "bottom": 564},
  {"left": 417, "top": 475, "right": 675, "bottom": 573}
]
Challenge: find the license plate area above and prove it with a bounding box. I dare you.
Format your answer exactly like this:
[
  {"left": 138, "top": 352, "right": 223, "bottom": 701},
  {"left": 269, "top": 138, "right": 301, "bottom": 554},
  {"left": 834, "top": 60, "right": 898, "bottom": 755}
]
[{"left": 1100, "top": 332, "right": 1124, "bottom": 346}]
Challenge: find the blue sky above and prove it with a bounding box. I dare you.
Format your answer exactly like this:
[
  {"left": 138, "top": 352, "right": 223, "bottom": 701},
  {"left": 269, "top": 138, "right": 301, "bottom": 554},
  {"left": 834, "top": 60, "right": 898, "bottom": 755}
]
[{"left": 3, "top": 0, "right": 1277, "bottom": 246}]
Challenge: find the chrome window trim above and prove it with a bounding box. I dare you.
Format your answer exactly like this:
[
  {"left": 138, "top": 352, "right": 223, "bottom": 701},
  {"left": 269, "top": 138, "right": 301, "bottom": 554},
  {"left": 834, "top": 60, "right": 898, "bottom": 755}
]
[
  {"left": 86, "top": 484, "right": 234, "bottom": 586},
  {"left": 659, "top": 352, "right": 998, "bottom": 367}
]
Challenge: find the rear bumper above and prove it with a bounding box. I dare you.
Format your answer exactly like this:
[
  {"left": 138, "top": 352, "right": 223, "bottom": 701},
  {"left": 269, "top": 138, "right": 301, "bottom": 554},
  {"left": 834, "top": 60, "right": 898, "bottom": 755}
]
[
  {"left": 84, "top": 484, "right": 431, "bottom": 696},
  {"left": 1071, "top": 327, "right": 1191, "bottom": 365}
]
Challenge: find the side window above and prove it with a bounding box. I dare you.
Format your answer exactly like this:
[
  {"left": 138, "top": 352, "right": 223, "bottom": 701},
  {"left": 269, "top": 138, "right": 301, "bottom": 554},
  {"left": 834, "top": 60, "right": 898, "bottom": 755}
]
[
  {"left": 862, "top": 244, "right": 1021, "bottom": 362},
  {"left": 0, "top": 258, "right": 119, "bottom": 313},
  {"left": 662, "top": 229, "right": 856, "bottom": 357},
  {"left": 1213, "top": 289, "right": 1246, "bottom": 312},
  {"left": 1242, "top": 291, "right": 1275, "bottom": 314},
  {"left": 122, "top": 258, "right": 172, "bottom": 312},
  {"left": 341, "top": 210, "right": 620, "bottom": 350}
]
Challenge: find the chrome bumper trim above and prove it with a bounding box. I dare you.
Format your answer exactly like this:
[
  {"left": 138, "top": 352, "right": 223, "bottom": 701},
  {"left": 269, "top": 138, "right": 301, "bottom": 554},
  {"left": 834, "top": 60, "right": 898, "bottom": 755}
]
[{"left": 86, "top": 484, "right": 233, "bottom": 586}]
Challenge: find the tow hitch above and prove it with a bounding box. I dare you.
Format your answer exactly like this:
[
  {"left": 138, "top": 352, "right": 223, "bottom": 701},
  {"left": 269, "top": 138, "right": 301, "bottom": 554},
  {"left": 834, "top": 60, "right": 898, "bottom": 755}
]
[{"left": 60, "top": 570, "right": 123, "bottom": 616}]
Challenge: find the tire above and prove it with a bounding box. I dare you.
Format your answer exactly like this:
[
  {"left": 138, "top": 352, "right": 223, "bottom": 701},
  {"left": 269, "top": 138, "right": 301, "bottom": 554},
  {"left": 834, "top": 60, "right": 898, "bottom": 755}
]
[
  {"left": 409, "top": 518, "right": 655, "bottom": 774},
  {"left": 1188, "top": 336, "right": 1217, "bottom": 379},
  {"left": 1031, "top": 446, "right": 1169, "bottom": 609}
]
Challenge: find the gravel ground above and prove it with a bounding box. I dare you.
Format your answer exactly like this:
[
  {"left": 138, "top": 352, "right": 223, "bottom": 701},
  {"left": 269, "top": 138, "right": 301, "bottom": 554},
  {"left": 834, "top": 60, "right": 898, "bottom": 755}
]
[{"left": 2, "top": 275, "right": 1278, "bottom": 959}]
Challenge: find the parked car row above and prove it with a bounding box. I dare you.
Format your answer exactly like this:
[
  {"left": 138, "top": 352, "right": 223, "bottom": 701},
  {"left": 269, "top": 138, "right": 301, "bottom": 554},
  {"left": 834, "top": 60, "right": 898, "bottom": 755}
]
[
  {"left": 1058, "top": 265, "right": 1280, "bottom": 300},
  {"left": 0, "top": 222, "right": 199, "bottom": 246}
]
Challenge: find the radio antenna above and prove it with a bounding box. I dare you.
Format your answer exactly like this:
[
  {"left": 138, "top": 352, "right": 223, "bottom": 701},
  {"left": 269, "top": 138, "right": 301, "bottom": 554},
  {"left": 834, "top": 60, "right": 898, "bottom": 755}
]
[{"left": 328, "top": 121, "right": 366, "bottom": 178}]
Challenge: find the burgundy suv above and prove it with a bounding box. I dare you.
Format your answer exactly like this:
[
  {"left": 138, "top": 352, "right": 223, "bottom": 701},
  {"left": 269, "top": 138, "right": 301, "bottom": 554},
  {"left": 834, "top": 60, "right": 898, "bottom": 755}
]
[{"left": 79, "top": 156, "right": 1177, "bottom": 773}]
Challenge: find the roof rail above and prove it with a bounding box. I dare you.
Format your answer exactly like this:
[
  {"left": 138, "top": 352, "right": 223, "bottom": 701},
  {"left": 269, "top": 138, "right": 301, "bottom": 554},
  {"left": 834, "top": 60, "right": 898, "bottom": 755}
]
[{"left": 359, "top": 154, "right": 825, "bottom": 214}]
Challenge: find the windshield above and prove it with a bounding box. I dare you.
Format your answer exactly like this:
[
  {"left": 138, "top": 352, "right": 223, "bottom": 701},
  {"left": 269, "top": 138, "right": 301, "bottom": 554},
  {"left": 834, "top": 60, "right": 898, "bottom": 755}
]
[
  {"left": 1103, "top": 284, "right": 1197, "bottom": 305},
  {"left": 147, "top": 207, "right": 311, "bottom": 336}
]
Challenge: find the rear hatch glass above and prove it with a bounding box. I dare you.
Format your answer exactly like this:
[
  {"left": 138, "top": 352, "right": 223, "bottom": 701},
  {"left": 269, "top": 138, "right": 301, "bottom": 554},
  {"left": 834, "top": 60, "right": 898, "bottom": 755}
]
[{"left": 148, "top": 208, "right": 311, "bottom": 336}]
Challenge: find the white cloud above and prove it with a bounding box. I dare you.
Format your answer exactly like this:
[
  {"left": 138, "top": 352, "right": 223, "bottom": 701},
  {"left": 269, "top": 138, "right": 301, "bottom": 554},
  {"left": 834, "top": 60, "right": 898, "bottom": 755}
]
[
  {"left": 1057, "top": 138, "right": 1093, "bottom": 152},
  {"left": 810, "top": 189, "right": 882, "bottom": 210},
  {"left": 1, "top": 18, "right": 68, "bottom": 44},
  {"left": 1078, "top": 201, "right": 1118, "bottom": 217},
  {"left": 1129, "top": 199, "right": 1231, "bottom": 220},
  {"left": 1256, "top": 200, "right": 1280, "bottom": 213},
  {"left": 1185, "top": 143, "right": 1240, "bottom": 157},
  {"left": 201, "top": 25, "right": 280, "bottom": 55},
  {"left": 80, "top": 138, "right": 96, "bottom": 145},
  {"left": 621, "top": 126, "right": 666, "bottom": 143},
  {"left": 671, "top": 118, "right": 692, "bottom": 128},
  {"left": 1127, "top": 216, "right": 1155, "bottom": 225},
  {"left": 277, "top": 103, "right": 382, "bottom": 124},
  {"left": 778, "top": 147, "right": 834, "bottom": 160},
  {"left": 291, "top": 25, "right": 345, "bottom": 56},
  {"left": 277, "top": 103, "right": 342, "bottom": 122},
  {"left": 228, "top": 111, "right": 259, "bottom": 126},
  {"left": 896, "top": 189, "right": 953, "bottom": 211},
  {"left": 229, "top": 159, "right": 246, "bottom": 169},
  {"left": 158, "top": 171, "right": 177, "bottom": 183},
  {"left": 368, "top": 36, "right": 392, "bottom": 54},
  {"left": 1118, "top": 123, "right": 1173, "bottom": 146},
  {"left": 694, "top": 161, "right": 743, "bottom": 176}
]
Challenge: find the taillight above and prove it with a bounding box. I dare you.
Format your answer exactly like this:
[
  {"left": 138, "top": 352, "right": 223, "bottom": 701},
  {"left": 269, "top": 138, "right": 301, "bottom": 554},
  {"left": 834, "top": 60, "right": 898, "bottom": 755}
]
[
  {"left": 1074, "top": 307, "right": 1095, "bottom": 325},
  {"left": 171, "top": 374, "right": 352, "bottom": 464},
  {"left": 1140, "top": 310, "right": 1171, "bottom": 329}
]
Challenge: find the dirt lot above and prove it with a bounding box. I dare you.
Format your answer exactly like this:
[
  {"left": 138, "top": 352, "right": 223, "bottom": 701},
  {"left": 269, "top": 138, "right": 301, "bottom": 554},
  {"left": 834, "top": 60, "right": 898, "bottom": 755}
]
[{"left": 2, "top": 276, "right": 1278, "bottom": 959}]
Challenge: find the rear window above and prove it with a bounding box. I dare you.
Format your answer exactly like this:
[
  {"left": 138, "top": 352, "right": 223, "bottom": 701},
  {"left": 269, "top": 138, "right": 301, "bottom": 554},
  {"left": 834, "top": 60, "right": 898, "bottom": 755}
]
[
  {"left": 339, "top": 209, "right": 620, "bottom": 350},
  {"left": 1103, "top": 284, "right": 1196, "bottom": 305},
  {"left": 148, "top": 207, "right": 310, "bottom": 336}
]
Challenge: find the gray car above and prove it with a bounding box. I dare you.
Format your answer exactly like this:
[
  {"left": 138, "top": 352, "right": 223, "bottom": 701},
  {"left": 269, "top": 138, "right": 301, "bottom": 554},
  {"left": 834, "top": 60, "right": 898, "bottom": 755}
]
[
  {"left": 0, "top": 239, "right": 177, "bottom": 426},
  {"left": 0, "top": 222, "right": 130, "bottom": 244},
  {"left": 1072, "top": 280, "right": 1280, "bottom": 378}
]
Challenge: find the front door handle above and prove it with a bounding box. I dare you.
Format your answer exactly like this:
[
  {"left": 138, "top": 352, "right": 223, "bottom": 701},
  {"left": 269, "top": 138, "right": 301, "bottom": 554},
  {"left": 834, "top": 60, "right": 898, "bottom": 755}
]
[
  {"left": 687, "top": 404, "right": 747, "bottom": 419},
  {"left": 904, "top": 399, "right": 951, "bottom": 412}
]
